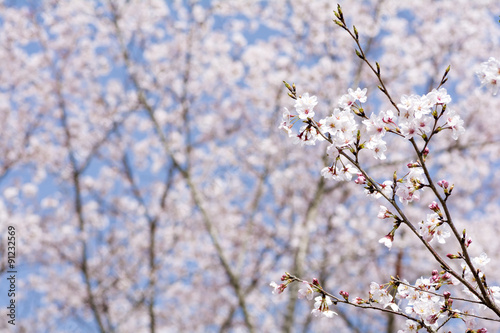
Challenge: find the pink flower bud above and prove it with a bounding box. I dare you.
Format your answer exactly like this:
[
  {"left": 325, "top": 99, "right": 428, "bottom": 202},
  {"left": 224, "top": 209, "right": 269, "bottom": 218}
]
[
  {"left": 428, "top": 201, "right": 440, "bottom": 211},
  {"left": 312, "top": 278, "right": 319, "bottom": 286},
  {"left": 339, "top": 290, "right": 349, "bottom": 300},
  {"left": 437, "top": 180, "right": 449, "bottom": 188},
  {"left": 354, "top": 174, "right": 366, "bottom": 184}
]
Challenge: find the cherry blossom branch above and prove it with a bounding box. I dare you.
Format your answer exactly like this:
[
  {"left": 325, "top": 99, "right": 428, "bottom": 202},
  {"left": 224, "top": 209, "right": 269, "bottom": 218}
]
[
  {"left": 285, "top": 273, "right": 435, "bottom": 332},
  {"left": 279, "top": 83, "right": 499, "bottom": 332},
  {"left": 392, "top": 278, "right": 483, "bottom": 305},
  {"left": 274, "top": 6, "right": 500, "bottom": 331},
  {"left": 333, "top": 2, "right": 500, "bottom": 317},
  {"left": 392, "top": 276, "right": 500, "bottom": 323}
]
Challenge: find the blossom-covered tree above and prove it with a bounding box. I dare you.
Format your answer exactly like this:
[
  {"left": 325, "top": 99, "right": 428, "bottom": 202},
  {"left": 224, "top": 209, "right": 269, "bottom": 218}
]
[{"left": 0, "top": 0, "right": 499, "bottom": 332}]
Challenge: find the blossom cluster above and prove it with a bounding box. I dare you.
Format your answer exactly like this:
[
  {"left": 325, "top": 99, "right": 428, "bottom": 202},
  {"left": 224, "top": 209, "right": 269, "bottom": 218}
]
[
  {"left": 270, "top": 263, "right": 498, "bottom": 332},
  {"left": 279, "top": 86, "right": 465, "bottom": 207},
  {"left": 396, "top": 275, "right": 452, "bottom": 331},
  {"left": 394, "top": 258, "right": 500, "bottom": 333},
  {"left": 369, "top": 281, "right": 399, "bottom": 311},
  {"left": 459, "top": 252, "right": 500, "bottom": 308},
  {"left": 281, "top": 87, "right": 463, "bottom": 156},
  {"left": 270, "top": 276, "right": 338, "bottom": 318},
  {"left": 476, "top": 57, "right": 500, "bottom": 95}
]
